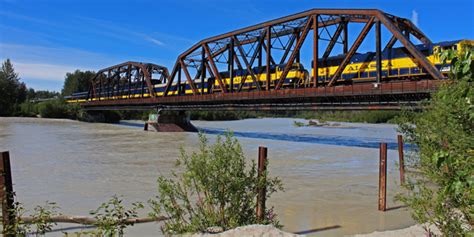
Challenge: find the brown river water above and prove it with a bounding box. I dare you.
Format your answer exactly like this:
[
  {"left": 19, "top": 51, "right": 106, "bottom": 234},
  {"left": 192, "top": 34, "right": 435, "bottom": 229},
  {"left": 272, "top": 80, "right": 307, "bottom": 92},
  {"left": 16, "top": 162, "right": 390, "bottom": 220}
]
[{"left": 0, "top": 117, "right": 415, "bottom": 236}]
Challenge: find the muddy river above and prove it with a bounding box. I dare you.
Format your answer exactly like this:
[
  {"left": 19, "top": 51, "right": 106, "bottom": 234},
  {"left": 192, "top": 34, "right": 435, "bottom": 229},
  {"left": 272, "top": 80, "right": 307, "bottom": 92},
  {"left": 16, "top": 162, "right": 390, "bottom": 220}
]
[{"left": 0, "top": 117, "right": 414, "bottom": 236}]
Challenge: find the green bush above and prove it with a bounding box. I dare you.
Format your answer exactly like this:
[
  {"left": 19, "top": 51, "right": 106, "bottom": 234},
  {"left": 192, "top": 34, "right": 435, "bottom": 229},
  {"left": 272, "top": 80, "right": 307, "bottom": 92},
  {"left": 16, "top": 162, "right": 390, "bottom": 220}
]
[
  {"left": 189, "top": 111, "right": 258, "bottom": 121},
  {"left": 90, "top": 196, "right": 144, "bottom": 237},
  {"left": 294, "top": 110, "right": 400, "bottom": 123},
  {"left": 149, "top": 133, "right": 283, "bottom": 234},
  {"left": 396, "top": 48, "right": 473, "bottom": 235},
  {"left": 36, "top": 100, "right": 70, "bottom": 118}
]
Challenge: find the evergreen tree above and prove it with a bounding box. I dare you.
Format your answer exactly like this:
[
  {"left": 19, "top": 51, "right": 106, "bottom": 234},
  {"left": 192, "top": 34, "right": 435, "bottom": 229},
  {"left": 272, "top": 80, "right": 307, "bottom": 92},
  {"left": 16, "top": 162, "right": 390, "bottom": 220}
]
[{"left": 0, "top": 59, "right": 25, "bottom": 116}]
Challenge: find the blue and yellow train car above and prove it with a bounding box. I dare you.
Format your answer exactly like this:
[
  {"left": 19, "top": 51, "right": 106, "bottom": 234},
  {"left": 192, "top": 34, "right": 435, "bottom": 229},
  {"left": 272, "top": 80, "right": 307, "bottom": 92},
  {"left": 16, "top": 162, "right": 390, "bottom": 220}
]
[
  {"left": 66, "top": 63, "right": 308, "bottom": 102},
  {"left": 312, "top": 39, "right": 474, "bottom": 83}
]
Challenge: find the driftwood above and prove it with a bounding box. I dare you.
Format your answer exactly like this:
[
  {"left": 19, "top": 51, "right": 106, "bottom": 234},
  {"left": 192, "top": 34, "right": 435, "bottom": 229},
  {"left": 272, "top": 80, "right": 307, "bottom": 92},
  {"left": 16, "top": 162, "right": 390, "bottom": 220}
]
[{"left": 20, "top": 215, "right": 168, "bottom": 225}]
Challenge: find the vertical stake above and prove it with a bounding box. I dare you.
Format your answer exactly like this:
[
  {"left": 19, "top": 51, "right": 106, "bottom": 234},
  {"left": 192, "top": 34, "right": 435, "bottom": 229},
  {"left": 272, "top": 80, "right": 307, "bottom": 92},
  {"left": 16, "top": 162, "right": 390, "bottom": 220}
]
[
  {"left": 1, "top": 151, "right": 14, "bottom": 236},
  {"left": 398, "top": 135, "right": 405, "bottom": 185},
  {"left": 256, "top": 146, "right": 267, "bottom": 222},
  {"left": 378, "top": 143, "right": 387, "bottom": 211}
]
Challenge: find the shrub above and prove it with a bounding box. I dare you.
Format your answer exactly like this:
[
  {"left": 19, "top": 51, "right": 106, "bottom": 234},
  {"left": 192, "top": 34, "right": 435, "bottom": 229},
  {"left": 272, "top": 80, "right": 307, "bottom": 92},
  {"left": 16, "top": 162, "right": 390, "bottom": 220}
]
[
  {"left": 90, "top": 196, "right": 144, "bottom": 237},
  {"left": 293, "top": 121, "right": 305, "bottom": 127},
  {"left": 15, "top": 102, "right": 38, "bottom": 117},
  {"left": 396, "top": 47, "right": 473, "bottom": 235},
  {"left": 5, "top": 199, "right": 60, "bottom": 236},
  {"left": 189, "top": 111, "right": 258, "bottom": 121},
  {"left": 149, "top": 133, "right": 283, "bottom": 235},
  {"left": 37, "top": 100, "right": 70, "bottom": 118}
]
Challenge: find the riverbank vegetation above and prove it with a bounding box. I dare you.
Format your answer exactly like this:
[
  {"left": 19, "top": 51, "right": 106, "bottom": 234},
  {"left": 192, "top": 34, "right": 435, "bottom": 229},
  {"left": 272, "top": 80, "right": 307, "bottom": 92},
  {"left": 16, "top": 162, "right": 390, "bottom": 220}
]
[
  {"left": 188, "top": 110, "right": 400, "bottom": 123},
  {"left": 396, "top": 47, "right": 473, "bottom": 235}
]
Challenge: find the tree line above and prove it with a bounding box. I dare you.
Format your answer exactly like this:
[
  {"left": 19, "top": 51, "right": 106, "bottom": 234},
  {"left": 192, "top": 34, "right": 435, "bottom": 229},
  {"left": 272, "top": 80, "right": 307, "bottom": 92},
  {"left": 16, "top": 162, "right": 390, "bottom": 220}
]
[{"left": 0, "top": 59, "right": 94, "bottom": 117}]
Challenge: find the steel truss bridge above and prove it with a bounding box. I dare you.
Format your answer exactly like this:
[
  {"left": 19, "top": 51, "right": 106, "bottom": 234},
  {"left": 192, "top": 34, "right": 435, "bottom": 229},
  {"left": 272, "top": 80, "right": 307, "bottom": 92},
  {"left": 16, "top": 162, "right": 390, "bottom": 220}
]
[{"left": 81, "top": 9, "right": 445, "bottom": 111}]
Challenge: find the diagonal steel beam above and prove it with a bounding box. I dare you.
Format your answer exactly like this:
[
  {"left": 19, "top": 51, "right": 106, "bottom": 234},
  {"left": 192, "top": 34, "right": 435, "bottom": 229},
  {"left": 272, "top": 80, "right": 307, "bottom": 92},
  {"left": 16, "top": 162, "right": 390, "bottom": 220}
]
[
  {"left": 322, "top": 23, "right": 345, "bottom": 62},
  {"left": 384, "top": 35, "right": 397, "bottom": 51},
  {"left": 203, "top": 43, "right": 228, "bottom": 93},
  {"left": 376, "top": 12, "right": 444, "bottom": 79},
  {"left": 397, "top": 18, "right": 431, "bottom": 45},
  {"left": 233, "top": 36, "right": 263, "bottom": 91},
  {"left": 279, "top": 30, "right": 298, "bottom": 64},
  {"left": 328, "top": 17, "right": 375, "bottom": 86},
  {"left": 238, "top": 30, "right": 267, "bottom": 91},
  {"left": 275, "top": 17, "right": 313, "bottom": 90},
  {"left": 180, "top": 59, "right": 198, "bottom": 95},
  {"left": 163, "top": 62, "right": 179, "bottom": 96}
]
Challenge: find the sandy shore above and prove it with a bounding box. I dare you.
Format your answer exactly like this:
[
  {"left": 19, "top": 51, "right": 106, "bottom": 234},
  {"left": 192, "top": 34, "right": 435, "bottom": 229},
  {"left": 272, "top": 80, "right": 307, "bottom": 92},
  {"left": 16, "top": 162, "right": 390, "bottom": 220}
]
[{"left": 184, "top": 224, "right": 433, "bottom": 237}]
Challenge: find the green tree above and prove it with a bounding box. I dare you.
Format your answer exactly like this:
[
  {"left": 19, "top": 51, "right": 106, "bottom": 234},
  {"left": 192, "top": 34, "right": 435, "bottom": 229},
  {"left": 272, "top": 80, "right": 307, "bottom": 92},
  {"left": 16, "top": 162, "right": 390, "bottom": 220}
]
[
  {"left": 62, "top": 70, "right": 95, "bottom": 96},
  {"left": 0, "top": 59, "right": 26, "bottom": 116},
  {"left": 396, "top": 47, "right": 474, "bottom": 235},
  {"left": 149, "top": 133, "right": 283, "bottom": 235}
]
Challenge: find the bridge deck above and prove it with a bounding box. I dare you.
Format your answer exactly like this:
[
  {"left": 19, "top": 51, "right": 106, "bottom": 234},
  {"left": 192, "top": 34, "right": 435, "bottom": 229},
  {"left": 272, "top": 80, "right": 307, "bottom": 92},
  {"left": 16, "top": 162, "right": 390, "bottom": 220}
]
[{"left": 81, "top": 80, "right": 441, "bottom": 111}]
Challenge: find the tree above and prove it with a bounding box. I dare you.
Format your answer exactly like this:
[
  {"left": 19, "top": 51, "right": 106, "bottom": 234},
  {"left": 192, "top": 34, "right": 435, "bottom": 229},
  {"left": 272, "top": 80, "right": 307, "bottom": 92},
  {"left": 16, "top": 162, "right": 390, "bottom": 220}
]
[
  {"left": 62, "top": 70, "right": 95, "bottom": 96},
  {"left": 397, "top": 47, "right": 473, "bottom": 235},
  {"left": 0, "top": 59, "right": 26, "bottom": 116}
]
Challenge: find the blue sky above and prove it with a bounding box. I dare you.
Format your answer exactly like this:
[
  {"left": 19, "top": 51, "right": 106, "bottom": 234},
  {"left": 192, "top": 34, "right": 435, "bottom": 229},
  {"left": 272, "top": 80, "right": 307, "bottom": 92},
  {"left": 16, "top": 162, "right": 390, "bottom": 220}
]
[{"left": 1, "top": 0, "right": 473, "bottom": 91}]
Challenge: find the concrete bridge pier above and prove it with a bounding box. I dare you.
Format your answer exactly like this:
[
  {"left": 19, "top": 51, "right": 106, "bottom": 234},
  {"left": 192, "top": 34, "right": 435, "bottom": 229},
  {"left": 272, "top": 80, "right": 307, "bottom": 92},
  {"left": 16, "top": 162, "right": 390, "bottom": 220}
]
[{"left": 145, "top": 111, "right": 197, "bottom": 132}]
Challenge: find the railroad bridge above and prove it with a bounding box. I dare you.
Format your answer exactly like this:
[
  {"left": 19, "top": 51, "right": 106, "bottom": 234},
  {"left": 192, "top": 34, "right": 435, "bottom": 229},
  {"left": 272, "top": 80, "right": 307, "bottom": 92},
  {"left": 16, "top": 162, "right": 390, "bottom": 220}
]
[{"left": 75, "top": 9, "right": 449, "bottom": 131}]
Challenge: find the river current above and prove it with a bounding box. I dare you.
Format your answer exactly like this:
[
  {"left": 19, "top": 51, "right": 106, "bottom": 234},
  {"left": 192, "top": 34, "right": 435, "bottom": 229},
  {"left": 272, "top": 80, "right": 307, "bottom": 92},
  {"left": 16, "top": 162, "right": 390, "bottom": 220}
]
[{"left": 0, "top": 117, "right": 414, "bottom": 236}]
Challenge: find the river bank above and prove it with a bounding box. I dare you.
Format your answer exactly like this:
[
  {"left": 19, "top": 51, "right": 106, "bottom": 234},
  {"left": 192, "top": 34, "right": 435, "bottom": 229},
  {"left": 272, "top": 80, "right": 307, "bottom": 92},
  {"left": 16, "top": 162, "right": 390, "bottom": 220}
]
[{"left": 0, "top": 117, "right": 415, "bottom": 236}]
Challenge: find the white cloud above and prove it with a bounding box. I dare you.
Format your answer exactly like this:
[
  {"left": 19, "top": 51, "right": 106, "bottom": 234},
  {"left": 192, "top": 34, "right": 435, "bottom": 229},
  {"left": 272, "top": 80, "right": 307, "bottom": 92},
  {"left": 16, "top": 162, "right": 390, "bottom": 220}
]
[
  {"left": 12, "top": 62, "right": 81, "bottom": 82},
  {"left": 144, "top": 36, "right": 165, "bottom": 46},
  {"left": 0, "top": 43, "right": 118, "bottom": 90},
  {"left": 411, "top": 10, "right": 419, "bottom": 26},
  {"left": 0, "top": 43, "right": 118, "bottom": 69}
]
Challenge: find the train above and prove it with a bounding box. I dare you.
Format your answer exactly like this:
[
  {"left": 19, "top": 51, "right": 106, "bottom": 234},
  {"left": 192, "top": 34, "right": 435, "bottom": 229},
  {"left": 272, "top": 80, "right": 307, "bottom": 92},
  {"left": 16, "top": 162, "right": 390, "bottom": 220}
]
[{"left": 66, "top": 39, "right": 473, "bottom": 103}]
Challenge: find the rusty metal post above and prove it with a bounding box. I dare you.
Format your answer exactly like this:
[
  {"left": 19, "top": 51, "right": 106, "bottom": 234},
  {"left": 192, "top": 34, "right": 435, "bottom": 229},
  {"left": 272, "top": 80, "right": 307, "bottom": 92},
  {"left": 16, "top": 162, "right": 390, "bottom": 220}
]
[
  {"left": 312, "top": 14, "right": 319, "bottom": 88},
  {"left": 258, "top": 36, "right": 263, "bottom": 72},
  {"left": 229, "top": 38, "right": 234, "bottom": 93},
  {"left": 177, "top": 64, "right": 182, "bottom": 95},
  {"left": 256, "top": 146, "right": 267, "bottom": 221},
  {"left": 266, "top": 26, "right": 271, "bottom": 91},
  {"left": 1, "top": 151, "right": 14, "bottom": 236},
  {"left": 343, "top": 19, "right": 348, "bottom": 54},
  {"left": 375, "top": 19, "right": 382, "bottom": 83},
  {"left": 398, "top": 135, "right": 405, "bottom": 185},
  {"left": 378, "top": 143, "right": 387, "bottom": 211}
]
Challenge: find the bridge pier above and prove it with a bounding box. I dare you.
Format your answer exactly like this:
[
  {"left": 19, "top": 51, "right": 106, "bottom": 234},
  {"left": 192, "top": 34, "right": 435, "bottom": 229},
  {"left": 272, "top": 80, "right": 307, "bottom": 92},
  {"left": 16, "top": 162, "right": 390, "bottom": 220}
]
[{"left": 145, "top": 111, "right": 197, "bottom": 132}]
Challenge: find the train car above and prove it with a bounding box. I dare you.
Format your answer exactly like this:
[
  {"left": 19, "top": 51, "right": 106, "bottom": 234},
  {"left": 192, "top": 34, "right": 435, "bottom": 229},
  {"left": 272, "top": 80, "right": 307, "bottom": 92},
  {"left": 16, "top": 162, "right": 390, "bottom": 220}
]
[
  {"left": 66, "top": 63, "right": 308, "bottom": 102},
  {"left": 311, "top": 39, "right": 474, "bottom": 84},
  {"left": 151, "top": 63, "right": 308, "bottom": 96}
]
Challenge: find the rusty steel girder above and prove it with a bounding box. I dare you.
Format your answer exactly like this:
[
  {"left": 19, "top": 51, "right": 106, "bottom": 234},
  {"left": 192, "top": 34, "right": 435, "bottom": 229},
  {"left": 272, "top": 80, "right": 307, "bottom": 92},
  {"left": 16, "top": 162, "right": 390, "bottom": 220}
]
[
  {"left": 161, "top": 9, "right": 444, "bottom": 96},
  {"left": 88, "top": 61, "right": 169, "bottom": 100}
]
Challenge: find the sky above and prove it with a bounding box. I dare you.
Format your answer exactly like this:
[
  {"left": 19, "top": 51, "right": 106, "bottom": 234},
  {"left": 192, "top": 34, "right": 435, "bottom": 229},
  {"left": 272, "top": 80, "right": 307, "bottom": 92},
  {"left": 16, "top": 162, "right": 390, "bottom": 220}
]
[{"left": 1, "top": 0, "right": 473, "bottom": 92}]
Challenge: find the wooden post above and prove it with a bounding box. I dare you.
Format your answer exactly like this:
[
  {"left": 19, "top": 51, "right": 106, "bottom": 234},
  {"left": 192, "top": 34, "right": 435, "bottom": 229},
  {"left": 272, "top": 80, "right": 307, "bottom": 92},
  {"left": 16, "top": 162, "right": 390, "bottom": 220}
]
[
  {"left": 398, "top": 135, "right": 405, "bottom": 185},
  {"left": 378, "top": 143, "right": 387, "bottom": 211},
  {"left": 1, "top": 151, "right": 14, "bottom": 236},
  {"left": 256, "top": 146, "right": 267, "bottom": 222}
]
